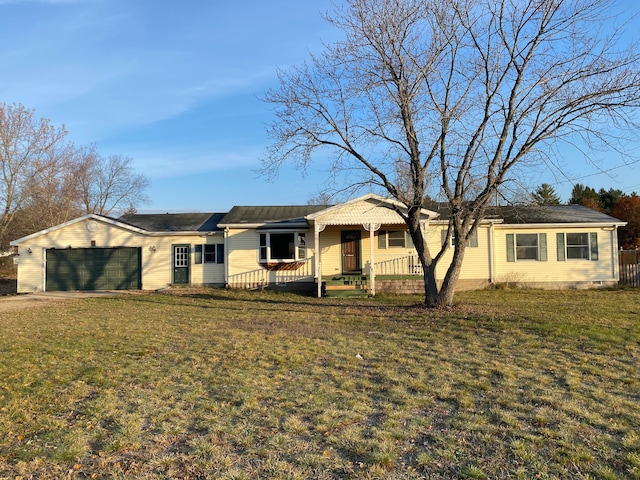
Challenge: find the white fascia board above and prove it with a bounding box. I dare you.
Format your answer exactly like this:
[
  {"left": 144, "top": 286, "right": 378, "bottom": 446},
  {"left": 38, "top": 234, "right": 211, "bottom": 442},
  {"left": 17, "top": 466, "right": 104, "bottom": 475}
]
[{"left": 9, "top": 214, "right": 148, "bottom": 245}]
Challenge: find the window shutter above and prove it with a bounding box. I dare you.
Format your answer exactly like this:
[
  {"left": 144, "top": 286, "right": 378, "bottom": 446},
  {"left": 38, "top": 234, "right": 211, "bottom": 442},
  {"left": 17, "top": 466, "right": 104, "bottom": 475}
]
[
  {"left": 556, "top": 233, "right": 565, "bottom": 261},
  {"left": 378, "top": 231, "right": 387, "bottom": 249},
  {"left": 216, "top": 244, "right": 225, "bottom": 264},
  {"left": 259, "top": 233, "right": 267, "bottom": 261},
  {"left": 469, "top": 230, "right": 479, "bottom": 248},
  {"left": 506, "top": 234, "right": 515, "bottom": 262},
  {"left": 590, "top": 232, "right": 599, "bottom": 261},
  {"left": 194, "top": 245, "right": 203, "bottom": 264},
  {"left": 538, "top": 233, "right": 547, "bottom": 261}
]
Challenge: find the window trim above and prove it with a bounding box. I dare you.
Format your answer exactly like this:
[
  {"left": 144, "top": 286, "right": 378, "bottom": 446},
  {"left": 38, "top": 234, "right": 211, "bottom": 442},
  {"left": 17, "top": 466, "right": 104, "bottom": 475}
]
[
  {"left": 378, "top": 229, "right": 413, "bottom": 249},
  {"left": 557, "top": 232, "right": 598, "bottom": 261},
  {"left": 195, "top": 243, "right": 224, "bottom": 264},
  {"left": 506, "top": 233, "right": 547, "bottom": 262},
  {"left": 441, "top": 229, "right": 479, "bottom": 248},
  {"left": 258, "top": 230, "right": 308, "bottom": 263}
]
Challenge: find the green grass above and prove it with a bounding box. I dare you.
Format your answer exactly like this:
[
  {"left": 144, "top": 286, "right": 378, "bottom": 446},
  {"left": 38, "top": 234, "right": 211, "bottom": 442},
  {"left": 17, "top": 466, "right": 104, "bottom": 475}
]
[{"left": 0, "top": 288, "right": 639, "bottom": 479}]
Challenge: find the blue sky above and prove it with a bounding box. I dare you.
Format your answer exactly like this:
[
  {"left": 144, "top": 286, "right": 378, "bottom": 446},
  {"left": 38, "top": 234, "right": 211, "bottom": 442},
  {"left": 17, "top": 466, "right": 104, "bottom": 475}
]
[{"left": 0, "top": 0, "right": 639, "bottom": 213}]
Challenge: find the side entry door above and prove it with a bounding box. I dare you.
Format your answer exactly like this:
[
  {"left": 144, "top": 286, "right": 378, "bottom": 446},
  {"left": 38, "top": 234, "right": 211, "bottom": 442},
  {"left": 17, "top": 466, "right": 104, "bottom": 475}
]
[{"left": 173, "top": 244, "right": 190, "bottom": 285}]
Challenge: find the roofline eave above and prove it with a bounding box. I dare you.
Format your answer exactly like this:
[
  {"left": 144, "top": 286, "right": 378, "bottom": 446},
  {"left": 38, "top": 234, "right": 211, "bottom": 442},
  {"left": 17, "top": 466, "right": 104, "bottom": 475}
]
[{"left": 10, "top": 214, "right": 149, "bottom": 245}]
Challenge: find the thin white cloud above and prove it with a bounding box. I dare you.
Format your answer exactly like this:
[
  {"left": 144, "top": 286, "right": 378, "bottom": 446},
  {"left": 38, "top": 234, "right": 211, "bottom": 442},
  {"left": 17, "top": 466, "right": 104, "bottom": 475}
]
[
  {"left": 0, "top": 0, "right": 95, "bottom": 4},
  {"left": 124, "top": 145, "right": 266, "bottom": 180}
]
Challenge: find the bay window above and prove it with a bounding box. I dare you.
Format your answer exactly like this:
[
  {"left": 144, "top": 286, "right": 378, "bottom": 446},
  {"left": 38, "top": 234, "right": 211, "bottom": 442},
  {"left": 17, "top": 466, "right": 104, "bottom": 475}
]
[{"left": 259, "top": 232, "right": 307, "bottom": 262}]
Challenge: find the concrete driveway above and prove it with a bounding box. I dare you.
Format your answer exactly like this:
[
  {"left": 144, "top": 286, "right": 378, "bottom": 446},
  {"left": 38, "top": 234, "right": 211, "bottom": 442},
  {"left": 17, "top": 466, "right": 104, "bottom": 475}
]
[{"left": 0, "top": 291, "right": 126, "bottom": 313}]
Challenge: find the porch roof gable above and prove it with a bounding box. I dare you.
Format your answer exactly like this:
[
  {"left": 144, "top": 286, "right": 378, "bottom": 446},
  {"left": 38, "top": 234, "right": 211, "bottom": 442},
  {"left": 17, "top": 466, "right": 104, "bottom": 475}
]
[{"left": 306, "top": 193, "right": 438, "bottom": 226}]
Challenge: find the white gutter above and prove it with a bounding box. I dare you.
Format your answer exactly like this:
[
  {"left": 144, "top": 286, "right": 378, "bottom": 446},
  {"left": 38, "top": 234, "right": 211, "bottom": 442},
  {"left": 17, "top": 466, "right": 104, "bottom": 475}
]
[{"left": 494, "top": 222, "right": 626, "bottom": 229}]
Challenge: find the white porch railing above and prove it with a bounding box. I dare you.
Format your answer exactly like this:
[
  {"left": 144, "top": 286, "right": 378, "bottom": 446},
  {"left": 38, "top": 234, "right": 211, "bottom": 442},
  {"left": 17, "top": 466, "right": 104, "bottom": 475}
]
[
  {"left": 227, "top": 260, "right": 315, "bottom": 289},
  {"left": 374, "top": 254, "right": 423, "bottom": 276}
]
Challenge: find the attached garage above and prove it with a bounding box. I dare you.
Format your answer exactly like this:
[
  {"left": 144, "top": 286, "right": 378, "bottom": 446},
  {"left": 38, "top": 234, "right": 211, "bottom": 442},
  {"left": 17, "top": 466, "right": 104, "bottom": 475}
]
[{"left": 46, "top": 247, "right": 141, "bottom": 291}]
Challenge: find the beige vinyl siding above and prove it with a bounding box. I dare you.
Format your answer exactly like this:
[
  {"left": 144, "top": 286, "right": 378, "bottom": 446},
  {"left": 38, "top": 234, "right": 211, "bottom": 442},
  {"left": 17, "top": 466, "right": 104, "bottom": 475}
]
[
  {"left": 160, "top": 233, "right": 225, "bottom": 288},
  {"left": 493, "top": 226, "right": 617, "bottom": 284},
  {"left": 14, "top": 217, "right": 225, "bottom": 293},
  {"left": 227, "top": 228, "right": 266, "bottom": 287},
  {"left": 191, "top": 240, "right": 226, "bottom": 285},
  {"left": 319, "top": 226, "right": 344, "bottom": 276},
  {"left": 426, "top": 225, "right": 492, "bottom": 281},
  {"left": 226, "top": 228, "right": 315, "bottom": 288}
]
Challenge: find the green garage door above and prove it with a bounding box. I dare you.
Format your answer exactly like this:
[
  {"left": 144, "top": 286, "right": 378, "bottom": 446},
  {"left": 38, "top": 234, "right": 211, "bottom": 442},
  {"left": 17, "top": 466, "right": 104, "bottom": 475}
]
[{"left": 46, "top": 247, "right": 141, "bottom": 291}]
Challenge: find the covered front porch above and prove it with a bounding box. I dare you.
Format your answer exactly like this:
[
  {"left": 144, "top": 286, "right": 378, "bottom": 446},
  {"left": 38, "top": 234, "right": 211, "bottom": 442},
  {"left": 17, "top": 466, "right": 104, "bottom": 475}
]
[{"left": 306, "top": 195, "right": 436, "bottom": 298}]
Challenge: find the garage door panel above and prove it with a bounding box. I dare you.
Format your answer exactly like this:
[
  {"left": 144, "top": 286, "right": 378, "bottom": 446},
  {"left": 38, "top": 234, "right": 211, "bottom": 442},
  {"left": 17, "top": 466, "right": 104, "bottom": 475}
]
[{"left": 46, "top": 247, "right": 141, "bottom": 291}]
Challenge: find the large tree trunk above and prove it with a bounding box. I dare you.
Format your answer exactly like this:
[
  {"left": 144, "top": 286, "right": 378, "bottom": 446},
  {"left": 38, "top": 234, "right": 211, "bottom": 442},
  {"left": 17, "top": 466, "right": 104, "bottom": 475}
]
[
  {"left": 406, "top": 205, "right": 440, "bottom": 307},
  {"left": 423, "top": 261, "right": 439, "bottom": 306},
  {"left": 437, "top": 244, "right": 466, "bottom": 306}
]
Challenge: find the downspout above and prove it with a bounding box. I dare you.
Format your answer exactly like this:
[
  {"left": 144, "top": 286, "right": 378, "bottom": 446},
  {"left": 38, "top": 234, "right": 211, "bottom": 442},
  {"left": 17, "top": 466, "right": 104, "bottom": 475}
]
[
  {"left": 488, "top": 222, "right": 495, "bottom": 285},
  {"left": 612, "top": 227, "right": 619, "bottom": 280},
  {"left": 224, "top": 227, "right": 229, "bottom": 287}
]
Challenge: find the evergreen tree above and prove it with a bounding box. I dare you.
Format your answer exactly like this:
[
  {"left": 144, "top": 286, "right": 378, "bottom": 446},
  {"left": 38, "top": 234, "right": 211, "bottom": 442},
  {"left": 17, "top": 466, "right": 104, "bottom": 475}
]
[
  {"left": 569, "top": 184, "right": 600, "bottom": 210},
  {"left": 532, "top": 183, "right": 561, "bottom": 205}
]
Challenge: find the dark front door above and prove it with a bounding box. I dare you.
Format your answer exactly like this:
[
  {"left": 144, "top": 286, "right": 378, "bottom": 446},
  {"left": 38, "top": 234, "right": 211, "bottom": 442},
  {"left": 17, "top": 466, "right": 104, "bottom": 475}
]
[
  {"left": 173, "top": 245, "right": 190, "bottom": 285},
  {"left": 341, "top": 230, "right": 361, "bottom": 273}
]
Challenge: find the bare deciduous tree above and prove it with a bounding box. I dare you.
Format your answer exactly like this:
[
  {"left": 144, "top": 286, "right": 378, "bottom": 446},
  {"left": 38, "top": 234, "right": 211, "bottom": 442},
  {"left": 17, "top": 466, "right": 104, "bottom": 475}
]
[
  {"left": 0, "top": 103, "right": 68, "bottom": 248},
  {"left": 0, "top": 103, "right": 150, "bottom": 249},
  {"left": 77, "top": 152, "right": 150, "bottom": 217},
  {"left": 263, "top": 0, "right": 640, "bottom": 306}
]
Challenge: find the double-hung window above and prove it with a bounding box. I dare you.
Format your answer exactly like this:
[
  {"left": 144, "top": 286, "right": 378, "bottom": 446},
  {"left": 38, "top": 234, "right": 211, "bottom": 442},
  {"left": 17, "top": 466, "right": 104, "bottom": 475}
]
[
  {"left": 506, "top": 233, "right": 547, "bottom": 262},
  {"left": 441, "top": 229, "right": 479, "bottom": 248},
  {"left": 259, "top": 232, "right": 307, "bottom": 262},
  {"left": 194, "top": 244, "right": 224, "bottom": 264},
  {"left": 378, "top": 230, "right": 413, "bottom": 249},
  {"left": 557, "top": 232, "right": 598, "bottom": 261}
]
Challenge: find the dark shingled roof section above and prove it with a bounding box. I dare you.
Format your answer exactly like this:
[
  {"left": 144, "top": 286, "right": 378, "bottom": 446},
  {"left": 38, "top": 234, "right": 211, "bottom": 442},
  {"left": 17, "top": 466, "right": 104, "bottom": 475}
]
[
  {"left": 426, "top": 203, "right": 623, "bottom": 224},
  {"left": 117, "top": 213, "right": 227, "bottom": 232},
  {"left": 219, "top": 205, "right": 332, "bottom": 226}
]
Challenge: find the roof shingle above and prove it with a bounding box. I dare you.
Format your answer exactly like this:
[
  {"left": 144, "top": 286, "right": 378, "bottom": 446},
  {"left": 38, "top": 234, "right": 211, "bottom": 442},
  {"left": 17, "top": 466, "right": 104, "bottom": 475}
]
[
  {"left": 117, "top": 213, "right": 226, "bottom": 232},
  {"left": 219, "top": 205, "right": 330, "bottom": 226}
]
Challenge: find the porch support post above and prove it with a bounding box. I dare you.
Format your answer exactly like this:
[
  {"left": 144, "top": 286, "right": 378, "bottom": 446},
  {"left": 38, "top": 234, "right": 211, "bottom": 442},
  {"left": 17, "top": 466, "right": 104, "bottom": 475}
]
[
  {"left": 364, "top": 223, "right": 381, "bottom": 296},
  {"left": 314, "top": 222, "right": 326, "bottom": 298}
]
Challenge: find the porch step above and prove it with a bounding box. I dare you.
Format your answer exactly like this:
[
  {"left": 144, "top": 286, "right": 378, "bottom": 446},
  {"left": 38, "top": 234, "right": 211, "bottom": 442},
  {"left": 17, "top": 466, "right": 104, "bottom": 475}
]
[
  {"left": 324, "top": 285, "right": 369, "bottom": 298},
  {"left": 323, "top": 275, "right": 369, "bottom": 297},
  {"left": 323, "top": 275, "right": 368, "bottom": 286}
]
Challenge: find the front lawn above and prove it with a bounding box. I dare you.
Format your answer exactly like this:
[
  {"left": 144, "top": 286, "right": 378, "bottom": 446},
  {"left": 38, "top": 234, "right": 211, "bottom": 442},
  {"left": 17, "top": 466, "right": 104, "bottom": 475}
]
[{"left": 0, "top": 288, "right": 638, "bottom": 479}]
